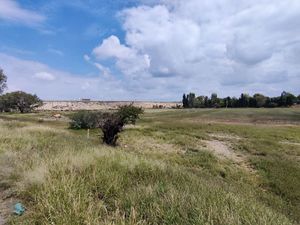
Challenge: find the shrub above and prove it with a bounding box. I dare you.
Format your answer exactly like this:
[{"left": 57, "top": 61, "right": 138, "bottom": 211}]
[
  {"left": 69, "top": 105, "right": 143, "bottom": 146},
  {"left": 117, "top": 104, "right": 144, "bottom": 124},
  {"left": 70, "top": 112, "right": 125, "bottom": 145},
  {"left": 98, "top": 113, "right": 124, "bottom": 146},
  {"left": 0, "top": 91, "right": 42, "bottom": 113},
  {"left": 69, "top": 111, "right": 101, "bottom": 129}
]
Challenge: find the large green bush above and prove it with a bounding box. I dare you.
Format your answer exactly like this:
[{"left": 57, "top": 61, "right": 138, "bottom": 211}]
[
  {"left": 98, "top": 113, "right": 124, "bottom": 146},
  {"left": 117, "top": 104, "right": 144, "bottom": 124},
  {"left": 69, "top": 105, "right": 143, "bottom": 146},
  {"left": 69, "top": 105, "right": 143, "bottom": 129},
  {"left": 69, "top": 111, "right": 101, "bottom": 129}
]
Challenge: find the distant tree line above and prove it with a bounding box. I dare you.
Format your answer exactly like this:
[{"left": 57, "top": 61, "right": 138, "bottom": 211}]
[{"left": 182, "top": 92, "right": 300, "bottom": 108}]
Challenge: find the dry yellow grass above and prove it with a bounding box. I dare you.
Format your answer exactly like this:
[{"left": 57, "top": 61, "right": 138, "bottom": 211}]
[{"left": 0, "top": 108, "right": 299, "bottom": 224}]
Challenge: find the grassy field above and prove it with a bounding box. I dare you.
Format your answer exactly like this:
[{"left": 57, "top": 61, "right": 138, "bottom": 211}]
[{"left": 0, "top": 108, "right": 300, "bottom": 225}]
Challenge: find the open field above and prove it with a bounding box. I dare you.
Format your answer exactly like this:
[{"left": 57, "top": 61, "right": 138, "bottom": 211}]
[{"left": 0, "top": 108, "right": 300, "bottom": 224}]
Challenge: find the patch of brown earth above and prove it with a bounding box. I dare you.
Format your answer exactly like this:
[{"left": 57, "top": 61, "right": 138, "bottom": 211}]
[
  {"left": 38, "top": 101, "right": 181, "bottom": 111},
  {"left": 208, "top": 133, "right": 242, "bottom": 140},
  {"left": 279, "top": 141, "right": 300, "bottom": 146},
  {"left": 0, "top": 190, "right": 17, "bottom": 225},
  {"left": 202, "top": 139, "right": 255, "bottom": 173},
  {"left": 203, "top": 140, "right": 243, "bottom": 162}
]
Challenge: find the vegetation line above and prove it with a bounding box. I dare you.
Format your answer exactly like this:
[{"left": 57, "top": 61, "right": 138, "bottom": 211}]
[{"left": 182, "top": 91, "right": 300, "bottom": 108}]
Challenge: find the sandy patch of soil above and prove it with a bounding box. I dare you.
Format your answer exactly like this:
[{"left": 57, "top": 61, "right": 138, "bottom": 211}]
[
  {"left": 279, "top": 141, "right": 300, "bottom": 146},
  {"left": 0, "top": 216, "right": 4, "bottom": 225},
  {"left": 124, "top": 124, "right": 147, "bottom": 130},
  {"left": 203, "top": 140, "right": 243, "bottom": 162},
  {"left": 0, "top": 190, "right": 17, "bottom": 225},
  {"left": 202, "top": 139, "right": 255, "bottom": 173},
  {"left": 208, "top": 133, "right": 242, "bottom": 140},
  {"left": 38, "top": 101, "right": 181, "bottom": 111}
]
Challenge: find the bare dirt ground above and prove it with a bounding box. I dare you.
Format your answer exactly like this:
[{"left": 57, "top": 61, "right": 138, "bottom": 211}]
[
  {"left": 208, "top": 133, "right": 242, "bottom": 140},
  {"left": 203, "top": 140, "right": 243, "bottom": 162},
  {"left": 0, "top": 215, "right": 4, "bottom": 225},
  {"left": 280, "top": 141, "right": 300, "bottom": 146},
  {"left": 202, "top": 137, "right": 256, "bottom": 173},
  {"left": 38, "top": 101, "right": 181, "bottom": 111},
  {"left": 0, "top": 190, "right": 15, "bottom": 225}
]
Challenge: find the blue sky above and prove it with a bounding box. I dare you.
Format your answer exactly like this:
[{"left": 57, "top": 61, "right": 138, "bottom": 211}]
[
  {"left": 0, "top": 0, "right": 299, "bottom": 100},
  {"left": 0, "top": 0, "right": 130, "bottom": 74}
]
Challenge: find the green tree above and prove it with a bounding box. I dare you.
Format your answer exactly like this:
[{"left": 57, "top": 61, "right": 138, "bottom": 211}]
[
  {"left": 117, "top": 104, "right": 144, "bottom": 124},
  {"left": 253, "top": 93, "right": 267, "bottom": 107},
  {"left": 187, "top": 93, "right": 196, "bottom": 108},
  {"left": 239, "top": 93, "right": 250, "bottom": 107},
  {"left": 204, "top": 96, "right": 209, "bottom": 107},
  {"left": 0, "top": 68, "right": 7, "bottom": 94},
  {"left": 98, "top": 113, "right": 124, "bottom": 146},
  {"left": 182, "top": 94, "right": 189, "bottom": 108},
  {"left": 231, "top": 97, "right": 239, "bottom": 107},
  {"left": 0, "top": 91, "right": 42, "bottom": 113},
  {"left": 194, "top": 96, "right": 205, "bottom": 108},
  {"left": 69, "top": 111, "right": 102, "bottom": 129},
  {"left": 280, "top": 91, "right": 296, "bottom": 106},
  {"left": 224, "top": 96, "right": 231, "bottom": 108},
  {"left": 211, "top": 93, "right": 220, "bottom": 107}
]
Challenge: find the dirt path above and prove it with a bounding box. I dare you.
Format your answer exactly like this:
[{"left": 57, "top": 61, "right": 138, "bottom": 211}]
[
  {"left": 279, "top": 141, "right": 300, "bottom": 146},
  {"left": 203, "top": 138, "right": 255, "bottom": 173},
  {"left": 208, "top": 133, "right": 242, "bottom": 140},
  {"left": 0, "top": 191, "right": 5, "bottom": 225},
  {"left": 203, "top": 140, "right": 243, "bottom": 162},
  {"left": 0, "top": 193, "right": 7, "bottom": 225},
  {"left": 0, "top": 215, "right": 5, "bottom": 225}
]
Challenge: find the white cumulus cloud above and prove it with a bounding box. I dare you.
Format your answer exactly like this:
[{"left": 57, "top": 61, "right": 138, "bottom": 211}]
[
  {"left": 92, "top": 35, "right": 151, "bottom": 77},
  {"left": 89, "top": 0, "right": 300, "bottom": 97},
  {"left": 0, "top": 0, "right": 45, "bottom": 26}
]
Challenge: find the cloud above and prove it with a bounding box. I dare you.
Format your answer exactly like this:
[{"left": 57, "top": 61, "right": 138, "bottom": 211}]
[
  {"left": 0, "top": 0, "right": 45, "bottom": 26},
  {"left": 34, "top": 72, "right": 56, "bottom": 81},
  {"left": 93, "top": 63, "right": 112, "bottom": 78},
  {"left": 88, "top": 0, "right": 300, "bottom": 97},
  {"left": 83, "top": 23, "right": 108, "bottom": 39},
  {"left": 0, "top": 46, "right": 35, "bottom": 56},
  {"left": 48, "top": 48, "right": 64, "bottom": 56},
  {"left": 93, "top": 35, "right": 135, "bottom": 60},
  {"left": 0, "top": 53, "right": 133, "bottom": 100},
  {"left": 2, "top": 0, "right": 300, "bottom": 100},
  {"left": 226, "top": 37, "right": 273, "bottom": 65},
  {"left": 84, "top": 54, "right": 112, "bottom": 78},
  {"left": 83, "top": 54, "right": 91, "bottom": 62},
  {"left": 92, "top": 35, "right": 150, "bottom": 77}
]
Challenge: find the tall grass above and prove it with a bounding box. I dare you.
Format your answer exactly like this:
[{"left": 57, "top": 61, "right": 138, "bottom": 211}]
[{"left": 0, "top": 108, "right": 299, "bottom": 224}]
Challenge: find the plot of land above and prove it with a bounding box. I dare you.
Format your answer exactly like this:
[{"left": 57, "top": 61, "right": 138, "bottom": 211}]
[{"left": 0, "top": 108, "right": 300, "bottom": 224}]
